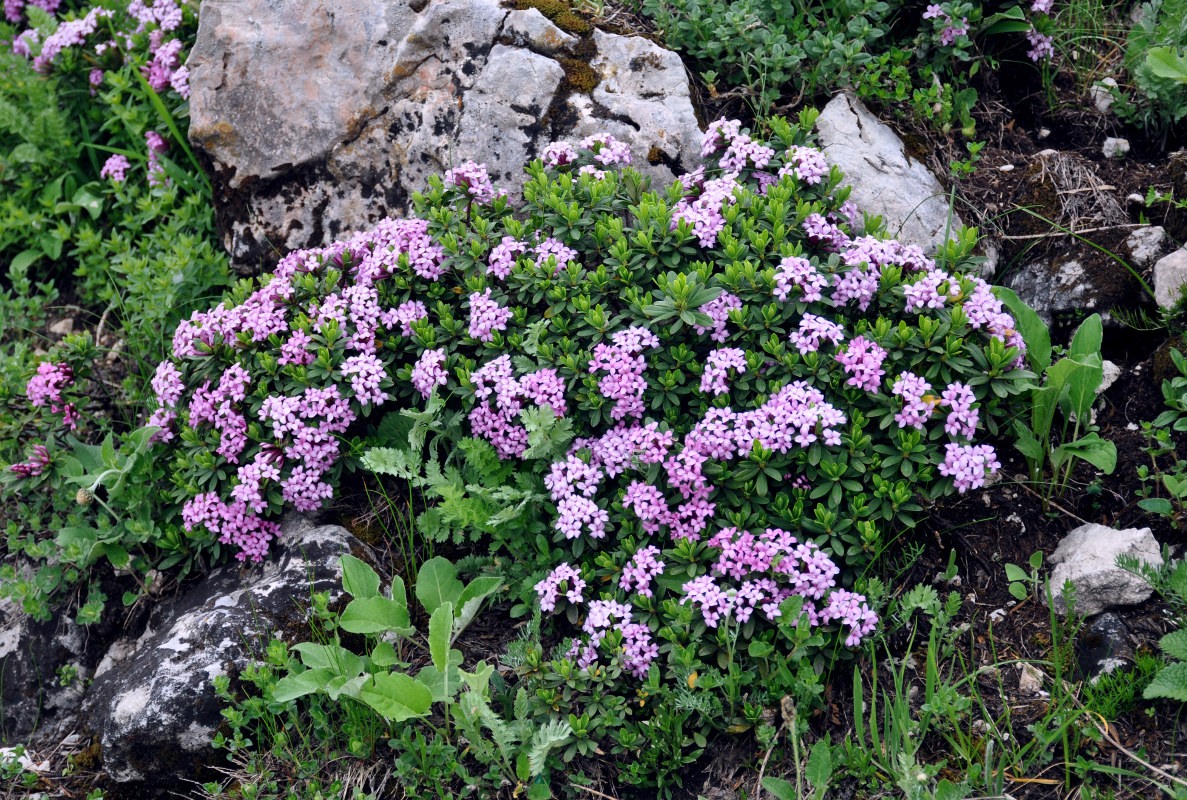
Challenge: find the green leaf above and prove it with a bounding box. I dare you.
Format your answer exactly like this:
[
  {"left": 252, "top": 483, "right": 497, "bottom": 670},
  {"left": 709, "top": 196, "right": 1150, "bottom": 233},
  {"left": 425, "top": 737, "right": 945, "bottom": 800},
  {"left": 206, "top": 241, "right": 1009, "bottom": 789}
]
[
  {"left": 1146, "top": 47, "right": 1187, "bottom": 83},
  {"left": 339, "top": 596, "right": 412, "bottom": 636},
  {"left": 1138, "top": 497, "right": 1174, "bottom": 515},
  {"left": 371, "top": 641, "right": 400, "bottom": 667},
  {"left": 340, "top": 554, "right": 381, "bottom": 599},
  {"left": 429, "top": 602, "right": 453, "bottom": 670},
  {"left": 455, "top": 575, "right": 502, "bottom": 634},
  {"left": 8, "top": 249, "right": 41, "bottom": 275},
  {"left": 1009, "top": 582, "right": 1028, "bottom": 601},
  {"left": 292, "top": 642, "right": 364, "bottom": 675},
  {"left": 416, "top": 662, "right": 461, "bottom": 703},
  {"left": 1159, "top": 629, "right": 1187, "bottom": 662},
  {"left": 761, "top": 777, "right": 797, "bottom": 800},
  {"left": 806, "top": 739, "right": 832, "bottom": 798},
  {"left": 271, "top": 668, "right": 335, "bottom": 702},
  {"left": 1057, "top": 433, "right": 1117, "bottom": 474},
  {"left": 993, "top": 287, "right": 1050, "bottom": 373},
  {"left": 459, "top": 661, "right": 495, "bottom": 697},
  {"left": 359, "top": 672, "right": 433, "bottom": 721},
  {"left": 1004, "top": 564, "right": 1029, "bottom": 582},
  {"left": 415, "top": 557, "right": 464, "bottom": 615},
  {"left": 325, "top": 674, "right": 367, "bottom": 701},
  {"left": 1143, "top": 661, "right": 1187, "bottom": 702},
  {"left": 1068, "top": 314, "right": 1102, "bottom": 360}
]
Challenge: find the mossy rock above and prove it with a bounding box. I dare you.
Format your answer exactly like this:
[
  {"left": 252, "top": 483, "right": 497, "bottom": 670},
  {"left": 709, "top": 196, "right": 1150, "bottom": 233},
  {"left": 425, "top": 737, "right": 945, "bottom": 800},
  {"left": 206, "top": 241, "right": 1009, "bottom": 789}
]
[{"left": 559, "top": 57, "right": 599, "bottom": 92}]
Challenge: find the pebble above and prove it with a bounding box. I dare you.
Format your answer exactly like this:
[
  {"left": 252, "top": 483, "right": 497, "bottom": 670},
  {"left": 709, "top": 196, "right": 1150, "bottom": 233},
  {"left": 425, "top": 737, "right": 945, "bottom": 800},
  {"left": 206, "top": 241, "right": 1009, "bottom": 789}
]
[
  {"left": 989, "top": 608, "right": 1007, "bottom": 623},
  {"left": 1089, "top": 77, "right": 1118, "bottom": 114},
  {"left": 1102, "top": 137, "right": 1130, "bottom": 158},
  {"left": 1017, "top": 663, "right": 1047, "bottom": 696},
  {"left": 998, "top": 164, "right": 1015, "bottom": 172},
  {"left": 48, "top": 317, "right": 75, "bottom": 336},
  {"left": 1038, "top": 128, "right": 1051, "bottom": 139}
]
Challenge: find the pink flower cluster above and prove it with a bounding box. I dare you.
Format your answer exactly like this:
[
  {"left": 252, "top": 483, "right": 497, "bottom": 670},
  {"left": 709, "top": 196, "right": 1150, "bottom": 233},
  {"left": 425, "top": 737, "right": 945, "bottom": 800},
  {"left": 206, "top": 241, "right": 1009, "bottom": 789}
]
[
  {"left": 835, "top": 336, "right": 887, "bottom": 392},
  {"left": 671, "top": 171, "right": 742, "bottom": 247},
  {"left": 542, "top": 141, "right": 578, "bottom": 167},
  {"left": 692, "top": 291, "right": 741, "bottom": 342},
  {"left": 963, "top": 277, "right": 1027, "bottom": 367},
  {"left": 411, "top": 349, "right": 448, "bottom": 398},
  {"left": 892, "top": 372, "right": 935, "bottom": 430},
  {"left": 681, "top": 527, "right": 876, "bottom": 644},
  {"left": 182, "top": 492, "right": 280, "bottom": 562},
  {"left": 779, "top": 146, "right": 829, "bottom": 186},
  {"left": 444, "top": 161, "right": 504, "bottom": 205},
  {"left": 579, "top": 133, "right": 632, "bottom": 166},
  {"left": 8, "top": 444, "right": 51, "bottom": 478},
  {"left": 924, "top": 4, "right": 969, "bottom": 45},
  {"left": 773, "top": 255, "right": 829, "bottom": 303},
  {"left": 700, "top": 347, "right": 747, "bottom": 396},
  {"left": 468, "top": 355, "right": 567, "bottom": 459},
  {"left": 619, "top": 545, "right": 665, "bottom": 598},
  {"left": 564, "top": 598, "right": 658, "bottom": 679},
  {"left": 5, "top": 0, "right": 59, "bottom": 24},
  {"left": 939, "top": 442, "right": 1001, "bottom": 492},
  {"left": 468, "top": 289, "right": 513, "bottom": 342},
  {"left": 535, "top": 563, "right": 586, "bottom": 612},
  {"left": 903, "top": 269, "right": 957, "bottom": 312},
  {"left": 790, "top": 313, "right": 845, "bottom": 356},
  {"left": 940, "top": 382, "right": 978, "bottom": 438},
  {"left": 1026, "top": 27, "right": 1054, "bottom": 61},
  {"left": 26, "top": 362, "right": 78, "bottom": 430},
  {"left": 590, "top": 327, "right": 659, "bottom": 422}
]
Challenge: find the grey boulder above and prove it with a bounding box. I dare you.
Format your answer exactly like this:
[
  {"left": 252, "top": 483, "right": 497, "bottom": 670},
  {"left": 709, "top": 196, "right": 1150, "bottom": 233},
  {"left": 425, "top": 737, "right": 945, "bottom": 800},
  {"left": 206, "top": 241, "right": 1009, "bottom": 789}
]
[
  {"left": 81, "top": 520, "right": 362, "bottom": 787},
  {"left": 1048, "top": 523, "right": 1162, "bottom": 617},
  {"left": 815, "top": 93, "right": 963, "bottom": 253}
]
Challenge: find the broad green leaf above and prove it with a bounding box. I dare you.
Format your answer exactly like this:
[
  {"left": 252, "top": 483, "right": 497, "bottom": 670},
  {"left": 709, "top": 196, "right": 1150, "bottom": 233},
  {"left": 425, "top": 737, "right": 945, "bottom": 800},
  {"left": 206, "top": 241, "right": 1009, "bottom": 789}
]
[
  {"left": 370, "top": 641, "right": 401, "bottom": 667},
  {"left": 416, "top": 557, "right": 464, "bottom": 614},
  {"left": 761, "top": 777, "right": 797, "bottom": 800},
  {"left": 1159, "top": 629, "right": 1187, "bottom": 662},
  {"left": 459, "top": 661, "right": 495, "bottom": 697},
  {"left": 1143, "top": 661, "right": 1187, "bottom": 702},
  {"left": 429, "top": 602, "right": 453, "bottom": 670},
  {"left": 806, "top": 739, "right": 832, "bottom": 798},
  {"left": 359, "top": 672, "right": 433, "bottom": 721},
  {"left": 339, "top": 596, "right": 412, "bottom": 636},
  {"left": 340, "top": 554, "right": 380, "bottom": 599},
  {"left": 325, "top": 674, "right": 367, "bottom": 701},
  {"left": 271, "top": 668, "right": 335, "bottom": 702},
  {"left": 1139, "top": 497, "right": 1174, "bottom": 515},
  {"left": 1058, "top": 433, "right": 1117, "bottom": 474},
  {"left": 1064, "top": 353, "right": 1103, "bottom": 418},
  {"left": 8, "top": 249, "right": 41, "bottom": 274},
  {"left": 1009, "top": 583, "right": 1028, "bottom": 601},
  {"left": 292, "top": 642, "right": 364, "bottom": 675},
  {"left": 1004, "top": 564, "right": 1029, "bottom": 582},
  {"left": 1147, "top": 47, "right": 1187, "bottom": 83},
  {"left": 455, "top": 575, "right": 502, "bottom": 634},
  {"left": 935, "top": 779, "right": 972, "bottom": 800},
  {"left": 1068, "top": 314, "right": 1103, "bottom": 360},
  {"left": 98, "top": 543, "right": 130, "bottom": 570},
  {"left": 417, "top": 661, "right": 462, "bottom": 703},
  {"left": 993, "top": 287, "right": 1050, "bottom": 373}
]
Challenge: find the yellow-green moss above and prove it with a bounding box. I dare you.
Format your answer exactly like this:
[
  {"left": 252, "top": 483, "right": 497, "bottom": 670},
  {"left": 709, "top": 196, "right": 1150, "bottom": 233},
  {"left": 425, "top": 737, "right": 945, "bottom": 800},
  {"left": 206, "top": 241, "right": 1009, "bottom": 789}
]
[
  {"left": 559, "top": 57, "right": 598, "bottom": 92},
  {"left": 553, "top": 10, "right": 592, "bottom": 34},
  {"left": 516, "top": 0, "right": 568, "bottom": 17}
]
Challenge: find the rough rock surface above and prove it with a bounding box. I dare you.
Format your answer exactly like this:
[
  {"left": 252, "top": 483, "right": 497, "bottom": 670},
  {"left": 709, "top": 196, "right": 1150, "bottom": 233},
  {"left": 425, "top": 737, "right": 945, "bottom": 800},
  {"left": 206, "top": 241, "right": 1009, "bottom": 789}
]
[
  {"left": 0, "top": 596, "right": 97, "bottom": 745},
  {"left": 187, "top": 0, "right": 703, "bottom": 270},
  {"left": 81, "top": 520, "right": 362, "bottom": 787},
  {"left": 1155, "top": 247, "right": 1187, "bottom": 308},
  {"left": 1048, "top": 523, "right": 1163, "bottom": 616},
  {"left": 1125, "top": 225, "right": 1167, "bottom": 269},
  {"left": 815, "top": 93, "right": 963, "bottom": 253},
  {"left": 1077, "top": 612, "right": 1132, "bottom": 680},
  {"left": 1005, "top": 257, "right": 1100, "bottom": 327}
]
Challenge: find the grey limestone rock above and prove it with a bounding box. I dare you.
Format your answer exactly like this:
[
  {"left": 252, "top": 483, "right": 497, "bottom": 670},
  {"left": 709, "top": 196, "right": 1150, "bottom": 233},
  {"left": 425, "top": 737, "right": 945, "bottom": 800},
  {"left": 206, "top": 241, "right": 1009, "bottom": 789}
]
[
  {"left": 1155, "top": 247, "right": 1187, "bottom": 308},
  {"left": 815, "top": 93, "right": 963, "bottom": 254},
  {"left": 187, "top": 0, "right": 704, "bottom": 271},
  {"left": 80, "top": 520, "right": 362, "bottom": 787},
  {"left": 1048, "top": 523, "right": 1162, "bottom": 617}
]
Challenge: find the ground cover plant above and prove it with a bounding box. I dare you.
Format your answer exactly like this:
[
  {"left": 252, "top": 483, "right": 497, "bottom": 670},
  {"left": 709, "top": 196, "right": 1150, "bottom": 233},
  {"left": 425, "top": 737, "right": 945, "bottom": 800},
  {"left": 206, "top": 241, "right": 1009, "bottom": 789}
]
[
  {"left": 0, "top": 0, "right": 227, "bottom": 623},
  {"left": 3, "top": 0, "right": 1187, "bottom": 798}
]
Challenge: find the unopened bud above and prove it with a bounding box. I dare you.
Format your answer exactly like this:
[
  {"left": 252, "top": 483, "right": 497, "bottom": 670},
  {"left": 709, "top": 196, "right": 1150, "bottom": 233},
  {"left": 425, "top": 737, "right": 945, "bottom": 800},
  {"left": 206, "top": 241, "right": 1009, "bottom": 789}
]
[{"left": 76, "top": 488, "right": 94, "bottom": 506}]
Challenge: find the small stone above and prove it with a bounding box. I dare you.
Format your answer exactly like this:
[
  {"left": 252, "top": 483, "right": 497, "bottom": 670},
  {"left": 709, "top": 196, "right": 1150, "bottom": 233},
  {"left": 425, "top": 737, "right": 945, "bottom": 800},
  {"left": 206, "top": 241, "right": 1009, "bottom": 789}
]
[
  {"left": 1078, "top": 612, "right": 1132, "bottom": 680},
  {"left": 1089, "top": 77, "right": 1118, "bottom": 114},
  {"left": 1048, "top": 523, "right": 1163, "bottom": 616},
  {"left": 1126, "top": 225, "right": 1167, "bottom": 269},
  {"left": 48, "top": 318, "right": 75, "bottom": 336},
  {"left": 1099, "top": 360, "right": 1121, "bottom": 394},
  {"left": 1127, "top": 192, "right": 1146, "bottom": 206},
  {"left": 1038, "top": 128, "right": 1051, "bottom": 140},
  {"left": 1155, "top": 247, "right": 1187, "bottom": 308},
  {"left": 1017, "top": 663, "right": 1046, "bottom": 696},
  {"left": 998, "top": 164, "right": 1015, "bottom": 172},
  {"left": 503, "top": 8, "right": 575, "bottom": 54},
  {"left": 989, "top": 608, "right": 1007, "bottom": 623},
  {"left": 1037, "top": 147, "right": 1058, "bottom": 156},
  {"left": 1102, "top": 137, "right": 1130, "bottom": 158}
]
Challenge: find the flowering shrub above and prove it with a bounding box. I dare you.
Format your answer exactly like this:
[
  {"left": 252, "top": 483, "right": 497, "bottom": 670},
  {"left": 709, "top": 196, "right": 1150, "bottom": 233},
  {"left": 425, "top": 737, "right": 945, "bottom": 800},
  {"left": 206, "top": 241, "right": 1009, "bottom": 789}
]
[{"left": 146, "top": 112, "right": 1028, "bottom": 706}]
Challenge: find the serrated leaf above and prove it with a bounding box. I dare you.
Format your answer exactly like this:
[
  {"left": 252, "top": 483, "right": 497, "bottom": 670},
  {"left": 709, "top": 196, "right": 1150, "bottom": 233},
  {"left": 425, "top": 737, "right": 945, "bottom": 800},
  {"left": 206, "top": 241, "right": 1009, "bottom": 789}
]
[
  {"left": 1143, "top": 661, "right": 1187, "bottom": 702},
  {"left": 1159, "top": 629, "right": 1187, "bottom": 662}
]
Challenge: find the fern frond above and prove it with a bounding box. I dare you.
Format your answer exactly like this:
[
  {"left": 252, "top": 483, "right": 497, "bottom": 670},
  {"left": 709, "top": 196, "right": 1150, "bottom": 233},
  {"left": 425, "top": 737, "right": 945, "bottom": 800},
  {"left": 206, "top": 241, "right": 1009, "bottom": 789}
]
[{"left": 526, "top": 719, "right": 573, "bottom": 776}]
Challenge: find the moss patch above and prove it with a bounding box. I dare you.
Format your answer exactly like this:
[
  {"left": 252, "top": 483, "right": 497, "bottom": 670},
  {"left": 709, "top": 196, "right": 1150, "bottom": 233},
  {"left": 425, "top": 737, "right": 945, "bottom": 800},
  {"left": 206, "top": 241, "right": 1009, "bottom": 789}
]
[
  {"left": 559, "top": 57, "right": 599, "bottom": 92},
  {"left": 514, "top": 0, "right": 592, "bottom": 35}
]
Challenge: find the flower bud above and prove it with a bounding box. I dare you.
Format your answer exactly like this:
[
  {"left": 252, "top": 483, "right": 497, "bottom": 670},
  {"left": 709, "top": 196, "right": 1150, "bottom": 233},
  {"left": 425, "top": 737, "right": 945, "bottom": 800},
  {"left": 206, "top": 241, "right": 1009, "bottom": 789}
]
[{"left": 76, "top": 488, "right": 94, "bottom": 506}]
